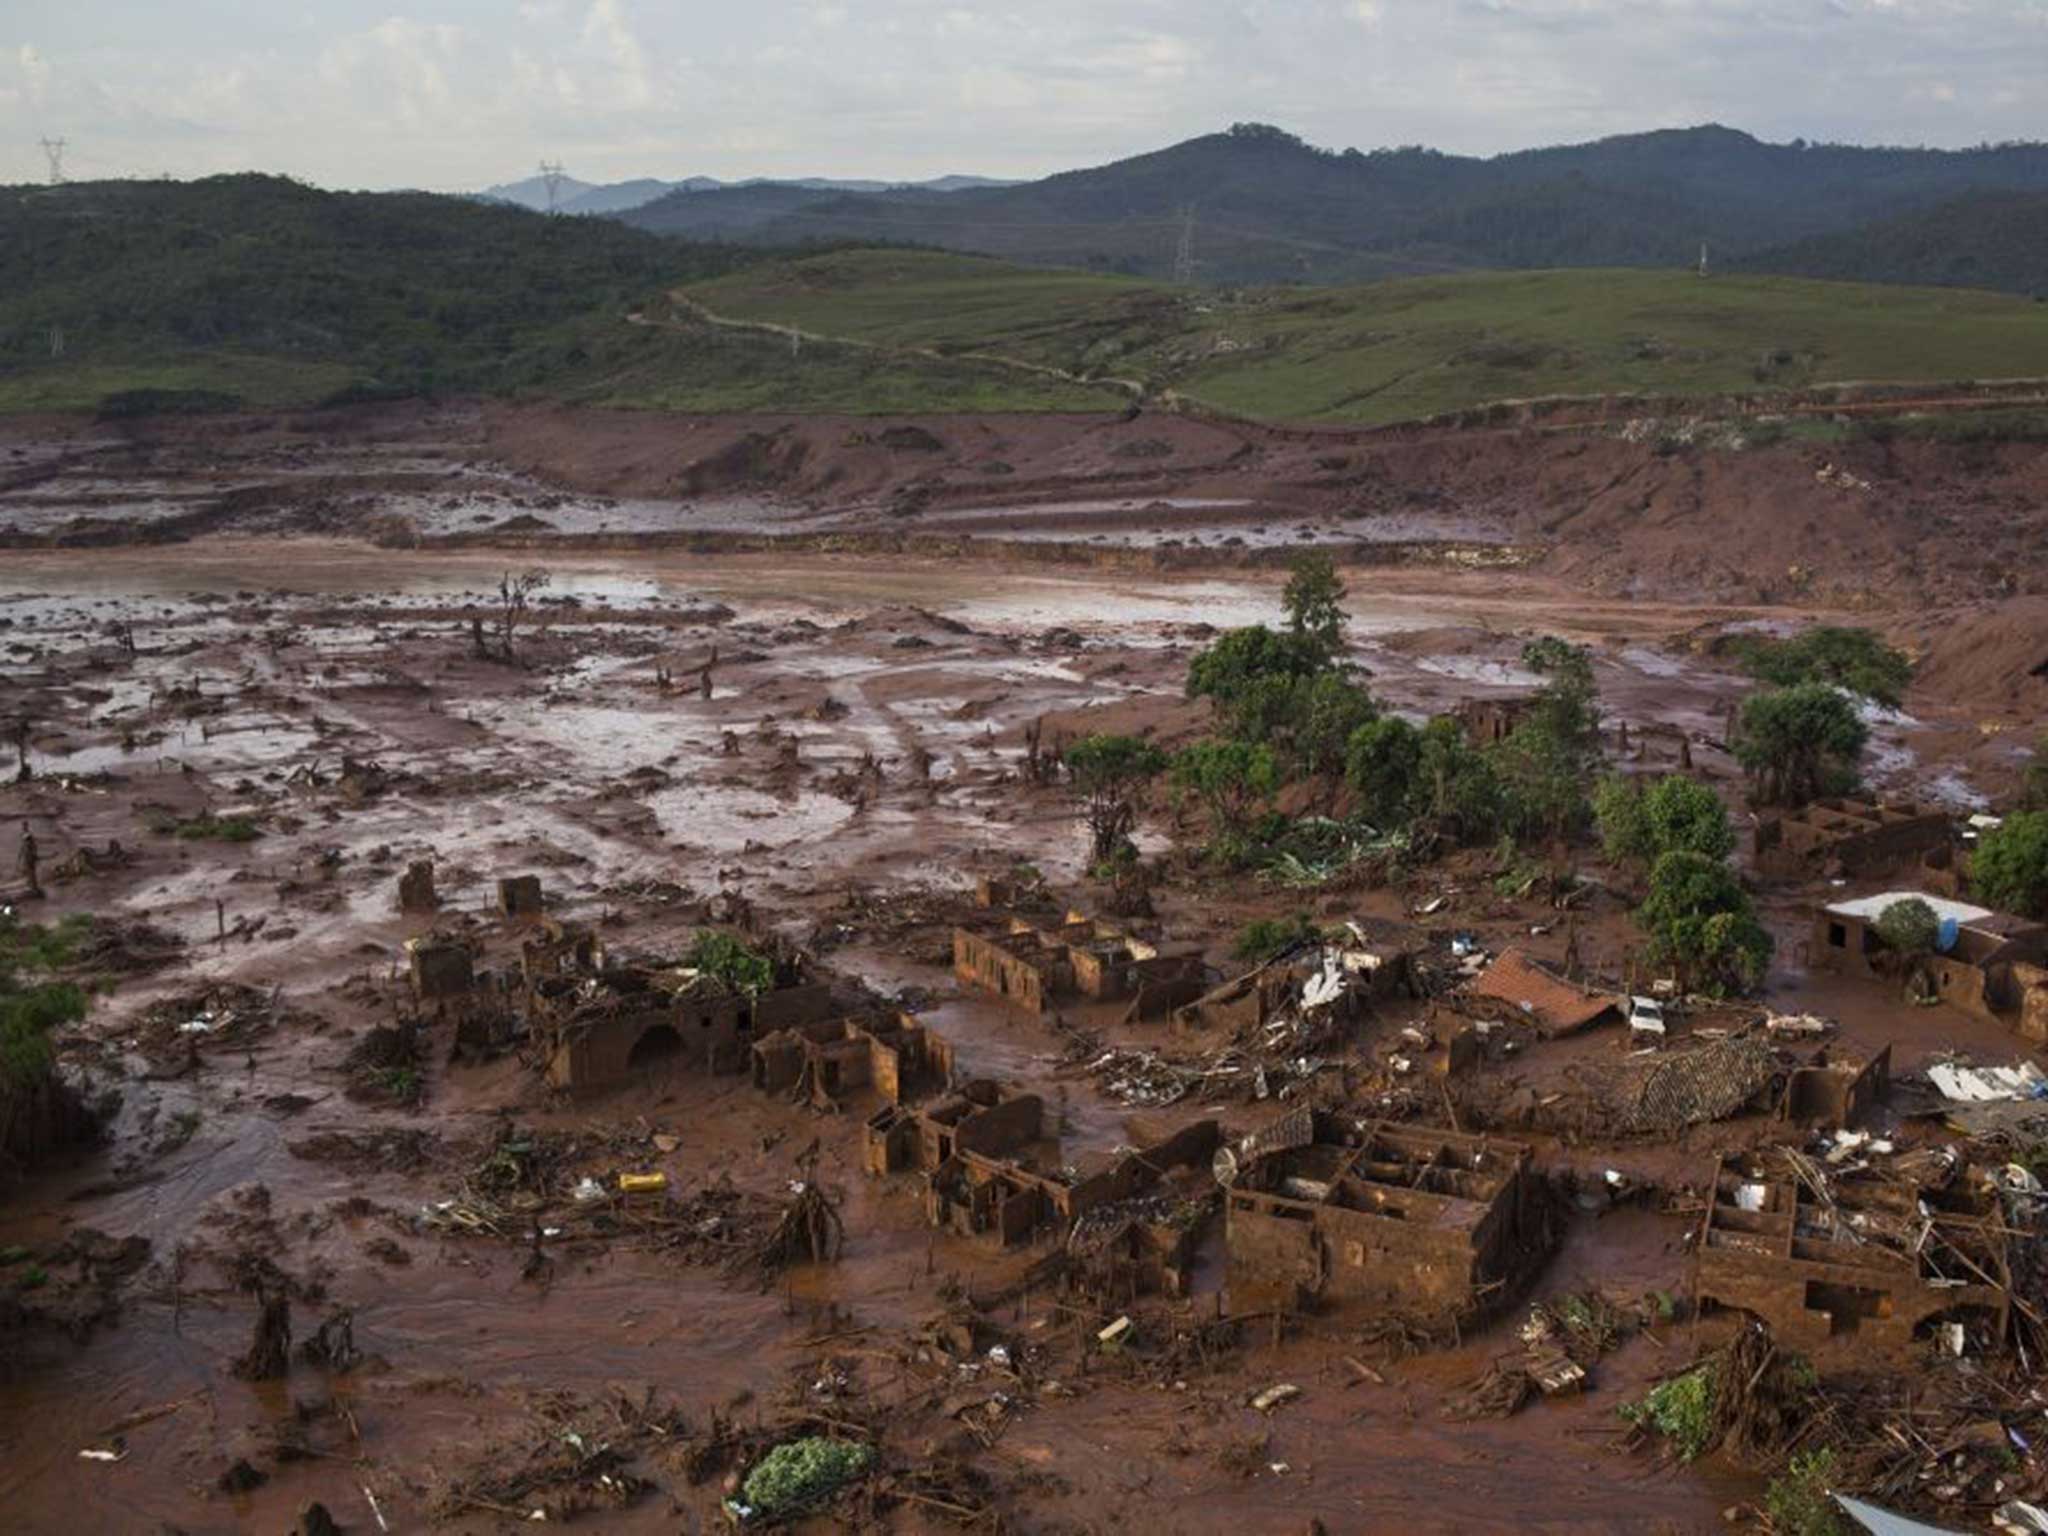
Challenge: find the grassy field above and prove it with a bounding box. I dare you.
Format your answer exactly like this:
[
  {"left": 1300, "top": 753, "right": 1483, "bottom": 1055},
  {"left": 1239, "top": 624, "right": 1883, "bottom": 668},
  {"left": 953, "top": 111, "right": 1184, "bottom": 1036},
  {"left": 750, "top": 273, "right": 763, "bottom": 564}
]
[
  {"left": 682, "top": 252, "right": 2048, "bottom": 424},
  {"left": 0, "top": 354, "right": 359, "bottom": 414},
  {"left": 545, "top": 316, "right": 1127, "bottom": 414}
]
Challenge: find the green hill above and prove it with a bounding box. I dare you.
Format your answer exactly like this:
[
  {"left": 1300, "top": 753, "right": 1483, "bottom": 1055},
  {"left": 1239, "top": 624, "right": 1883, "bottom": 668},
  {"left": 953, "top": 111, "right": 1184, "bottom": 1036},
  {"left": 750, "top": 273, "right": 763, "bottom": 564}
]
[
  {"left": 624, "top": 123, "right": 2048, "bottom": 289},
  {"left": 7, "top": 175, "right": 2048, "bottom": 425},
  {"left": 0, "top": 175, "right": 1120, "bottom": 414},
  {"left": 1739, "top": 191, "right": 2048, "bottom": 299},
  {"left": 681, "top": 250, "right": 2048, "bottom": 423}
]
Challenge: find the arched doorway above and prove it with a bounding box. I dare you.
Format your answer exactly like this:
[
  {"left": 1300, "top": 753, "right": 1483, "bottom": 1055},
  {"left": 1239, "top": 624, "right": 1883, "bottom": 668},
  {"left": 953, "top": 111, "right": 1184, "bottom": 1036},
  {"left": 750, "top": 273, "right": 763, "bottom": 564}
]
[{"left": 628, "top": 1023, "right": 684, "bottom": 1069}]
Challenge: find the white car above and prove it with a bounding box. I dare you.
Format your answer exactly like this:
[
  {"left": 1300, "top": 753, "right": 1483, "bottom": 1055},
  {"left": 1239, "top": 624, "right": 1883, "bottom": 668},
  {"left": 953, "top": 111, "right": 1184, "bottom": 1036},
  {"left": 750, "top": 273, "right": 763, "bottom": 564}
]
[{"left": 1628, "top": 995, "right": 1667, "bottom": 1042}]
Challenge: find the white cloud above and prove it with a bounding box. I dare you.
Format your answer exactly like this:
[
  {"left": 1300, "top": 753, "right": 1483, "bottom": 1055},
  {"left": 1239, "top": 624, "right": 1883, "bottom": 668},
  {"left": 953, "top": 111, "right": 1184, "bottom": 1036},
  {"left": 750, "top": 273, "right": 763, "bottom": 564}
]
[
  {"left": 19, "top": 43, "right": 50, "bottom": 103},
  {"left": 581, "top": 0, "right": 652, "bottom": 108},
  {"left": 1, "top": 0, "right": 2044, "bottom": 188}
]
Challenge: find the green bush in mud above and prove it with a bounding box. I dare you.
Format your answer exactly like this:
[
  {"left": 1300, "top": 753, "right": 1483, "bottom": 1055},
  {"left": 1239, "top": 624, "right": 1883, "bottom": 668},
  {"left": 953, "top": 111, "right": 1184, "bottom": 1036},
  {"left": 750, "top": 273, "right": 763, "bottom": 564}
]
[
  {"left": 682, "top": 930, "right": 775, "bottom": 998},
  {"left": 1, "top": 914, "right": 89, "bottom": 1095},
  {"left": 1764, "top": 1448, "right": 1849, "bottom": 1536},
  {"left": 1620, "top": 1366, "right": 1715, "bottom": 1461},
  {"left": 1232, "top": 913, "right": 1322, "bottom": 964},
  {"left": 170, "top": 813, "right": 262, "bottom": 843},
  {"left": 738, "top": 1436, "right": 873, "bottom": 1518}
]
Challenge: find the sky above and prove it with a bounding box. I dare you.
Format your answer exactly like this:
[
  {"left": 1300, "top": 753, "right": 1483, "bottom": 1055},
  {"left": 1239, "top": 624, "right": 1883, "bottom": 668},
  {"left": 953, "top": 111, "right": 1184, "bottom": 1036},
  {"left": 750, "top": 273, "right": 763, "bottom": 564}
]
[{"left": 4, "top": 0, "right": 2045, "bottom": 191}]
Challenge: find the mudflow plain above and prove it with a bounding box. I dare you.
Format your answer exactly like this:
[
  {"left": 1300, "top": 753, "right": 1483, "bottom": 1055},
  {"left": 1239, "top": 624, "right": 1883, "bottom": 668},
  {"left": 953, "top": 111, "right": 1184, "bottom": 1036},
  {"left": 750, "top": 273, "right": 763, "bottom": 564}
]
[{"left": 1, "top": 386, "right": 2046, "bottom": 1536}]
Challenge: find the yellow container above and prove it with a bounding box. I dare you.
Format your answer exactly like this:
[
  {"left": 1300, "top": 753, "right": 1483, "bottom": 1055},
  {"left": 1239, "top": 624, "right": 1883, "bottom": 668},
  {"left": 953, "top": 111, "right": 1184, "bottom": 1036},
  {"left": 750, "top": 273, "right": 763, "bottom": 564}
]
[{"left": 617, "top": 1172, "right": 668, "bottom": 1195}]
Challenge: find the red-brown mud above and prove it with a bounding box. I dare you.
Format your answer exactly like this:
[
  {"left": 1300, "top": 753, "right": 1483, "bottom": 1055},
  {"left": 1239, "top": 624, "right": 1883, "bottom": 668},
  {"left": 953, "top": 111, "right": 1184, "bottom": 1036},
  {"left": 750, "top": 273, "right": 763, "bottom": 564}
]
[{"left": 0, "top": 399, "right": 2042, "bottom": 1533}]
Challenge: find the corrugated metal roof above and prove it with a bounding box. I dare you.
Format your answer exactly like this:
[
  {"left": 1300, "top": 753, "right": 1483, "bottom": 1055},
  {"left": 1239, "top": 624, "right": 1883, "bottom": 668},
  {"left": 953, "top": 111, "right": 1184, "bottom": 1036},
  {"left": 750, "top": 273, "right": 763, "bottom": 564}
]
[{"left": 1822, "top": 891, "right": 1994, "bottom": 926}]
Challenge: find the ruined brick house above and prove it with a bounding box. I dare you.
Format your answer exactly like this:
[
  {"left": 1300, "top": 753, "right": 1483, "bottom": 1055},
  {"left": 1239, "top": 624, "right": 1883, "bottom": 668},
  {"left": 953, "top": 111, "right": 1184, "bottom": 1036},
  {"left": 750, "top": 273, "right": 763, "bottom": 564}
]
[
  {"left": 1220, "top": 1110, "right": 1545, "bottom": 1324},
  {"left": 1779, "top": 1045, "right": 1891, "bottom": 1130},
  {"left": 953, "top": 909, "right": 1199, "bottom": 1019},
  {"left": 1172, "top": 929, "right": 1421, "bottom": 1037},
  {"left": 750, "top": 1011, "right": 954, "bottom": 1110},
  {"left": 1811, "top": 892, "right": 2048, "bottom": 1032},
  {"left": 862, "top": 1081, "right": 1219, "bottom": 1252},
  {"left": 1694, "top": 1151, "right": 2012, "bottom": 1359},
  {"left": 407, "top": 935, "right": 475, "bottom": 1011},
  {"left": 1756, "top": 798, "right": 1955, "bottom": 882},
  {"left": 862, "top": 1080, "right": 1047, "bottom": 1178},
  {"left": 1454, "top": 696, "right": 1537, "bottom": 747},
  {"left": 922, "top": 1118, "right": 1221, "bottom": 1253},
  {"left": 1064, "top": 1174, "right": 1220, "bottom": 1303},
  {"left": 533, "top": 938, "right": 837, "bottom": 1092}
]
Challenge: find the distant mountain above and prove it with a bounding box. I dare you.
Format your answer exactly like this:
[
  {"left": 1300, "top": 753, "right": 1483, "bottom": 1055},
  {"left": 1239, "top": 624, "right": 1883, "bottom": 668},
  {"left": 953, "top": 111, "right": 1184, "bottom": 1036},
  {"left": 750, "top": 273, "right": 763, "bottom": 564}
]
[
  {"left": 1737, "top": 190, "right": 2048, "bottom": 298},
  {"left": 558, "top": 178, "right": 692, "bottom": 216},
  {"left": 482, "top": 172, "right": 599, "bottom": 212},
  {"left": 482, "top": 172, "right": 1015, "bottom": 218},
  {"left": 614, "top": 123, "right": 2048, "bottom": 288}
]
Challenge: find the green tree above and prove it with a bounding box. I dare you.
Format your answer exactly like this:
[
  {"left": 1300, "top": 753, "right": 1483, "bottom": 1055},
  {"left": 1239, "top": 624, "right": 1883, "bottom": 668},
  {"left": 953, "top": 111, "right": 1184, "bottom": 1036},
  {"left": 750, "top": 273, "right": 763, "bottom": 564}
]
[
  {"left": 1491, "top": 637, "right": 1602, "bottom": 839},
  {"left": 1418, "top": 717, "right": 1507, "bottom": 841},
  {"left": 1735, "top": 684, "right": 1869, "bottom": 806},
  {"left": 1186, "top": 625, "right": 1327, "bottom": 716},
  {"left": 1281, "top": 551, "right": 1348, "bottom": 664},
  {"left": 1637, "top": 851, "right": 1774, "bottom": 994},
  {"left": 1064, "top": 734, "right": 1168, "bottom": 864},
  {"left": 1171, "top": 740, "right": 1281, "bottom": 864},
  {"left": 2021, "top": 736, "right": 2048, "bottom": 812},
  {"left": 1743, "top": 625, "right": 1912, "bottom": 708},
  {"left": 1873, "top": 895, "right": 1941, "bottom": 957},
  {"left": 1346, "top": 716, "right": 1424, "bottom": 829},
  {"left": 1973, "top": 811, "right": 2048, "bottom": 918},
  {"left": 1597, "top": 775, "right": 1734, "bottom": 869},
  {"left": 1284, "top": 672, "right": 1377, "bottom": 787}
]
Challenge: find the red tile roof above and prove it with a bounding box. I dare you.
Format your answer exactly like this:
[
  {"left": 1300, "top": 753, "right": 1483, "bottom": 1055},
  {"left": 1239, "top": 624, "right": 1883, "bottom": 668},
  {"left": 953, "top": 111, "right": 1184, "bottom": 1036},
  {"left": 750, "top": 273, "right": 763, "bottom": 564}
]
[{"left": 1466, "top": 948, "right": 1623, "bottom": 1037}]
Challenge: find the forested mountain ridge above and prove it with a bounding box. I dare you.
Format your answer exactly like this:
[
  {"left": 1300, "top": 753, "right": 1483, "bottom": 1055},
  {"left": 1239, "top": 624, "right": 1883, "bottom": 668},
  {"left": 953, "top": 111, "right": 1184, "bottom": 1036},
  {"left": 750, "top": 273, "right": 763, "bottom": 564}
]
[{"left": 619, "top": 123, "right": 2048, "bottom": 290}]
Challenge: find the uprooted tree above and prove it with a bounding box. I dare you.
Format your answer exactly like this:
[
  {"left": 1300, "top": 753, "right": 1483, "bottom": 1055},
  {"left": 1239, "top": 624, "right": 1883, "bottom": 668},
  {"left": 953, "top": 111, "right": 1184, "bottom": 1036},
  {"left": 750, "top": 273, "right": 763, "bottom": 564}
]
[
  {"left": 495, "top": 568, "right": 552, "bottom": 662},
  {"left": 1064, "top": 734, "right": 1167, "bottom": 865}
]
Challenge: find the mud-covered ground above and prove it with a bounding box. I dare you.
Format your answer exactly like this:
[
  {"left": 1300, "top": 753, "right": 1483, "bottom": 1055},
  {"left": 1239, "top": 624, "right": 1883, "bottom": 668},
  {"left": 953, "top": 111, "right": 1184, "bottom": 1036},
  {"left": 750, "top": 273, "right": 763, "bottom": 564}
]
[{"left": 0, "top": 400, "right": 2043, "bottom": 1534}]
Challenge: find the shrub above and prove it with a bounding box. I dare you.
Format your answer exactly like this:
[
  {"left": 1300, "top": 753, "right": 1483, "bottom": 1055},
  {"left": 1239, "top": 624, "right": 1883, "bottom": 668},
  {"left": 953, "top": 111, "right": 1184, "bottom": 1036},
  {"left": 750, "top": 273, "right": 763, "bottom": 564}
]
[
  {"left": 682, "top": 930, "right": 775, "bottom": 997},
  {"left": 1872, "top": 896, "right": 1941, "bottom": 957},
  {"left": 1620, "top": 1367, "right": 1715, "bottom": 1461},
  {"left": 1741, "top": 626, "right": 1912, "bottom": 708},
  {"left": 1763, "top": 1448, "right": 1848, "bottom": 1536},
  {"left": 171, "top": 813, "right": 262, "bottom": 843},
  {"left": 1233, "top": 913, "right": 1321, "bottom": 964},
  {"left": 739, "top": 1437, "right": 874, "bottom": 1518}
]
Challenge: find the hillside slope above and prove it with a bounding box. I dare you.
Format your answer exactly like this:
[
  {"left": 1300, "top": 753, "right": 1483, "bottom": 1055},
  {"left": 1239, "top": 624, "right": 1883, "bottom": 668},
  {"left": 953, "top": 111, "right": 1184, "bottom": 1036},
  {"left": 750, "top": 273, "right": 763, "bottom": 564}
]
[
  {"left": 0, "top": 176, "right": 1119, "bottom": 414},
  {"left": 681, "top": 250, "right": 2048, "bottom": 423},
  {"left": 622, "top": 123, "right": 2048, "bottom": 288},
  {"left": 1740, "top": 191, "right": 2048, "bottom": 298}
]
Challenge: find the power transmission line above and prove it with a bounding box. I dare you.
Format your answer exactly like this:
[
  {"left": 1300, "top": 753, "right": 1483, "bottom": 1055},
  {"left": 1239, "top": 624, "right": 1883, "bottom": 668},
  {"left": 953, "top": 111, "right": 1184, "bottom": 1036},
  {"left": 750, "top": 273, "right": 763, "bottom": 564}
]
[
  {"left": 1173, "top": 204, "right": 1197, "bottom": 285},
  {"left": 39, "top": 137, "right": 67, "bottom": 186},
  {"left": 538, "top": 160, "right": 568, "bottom": 216}
]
